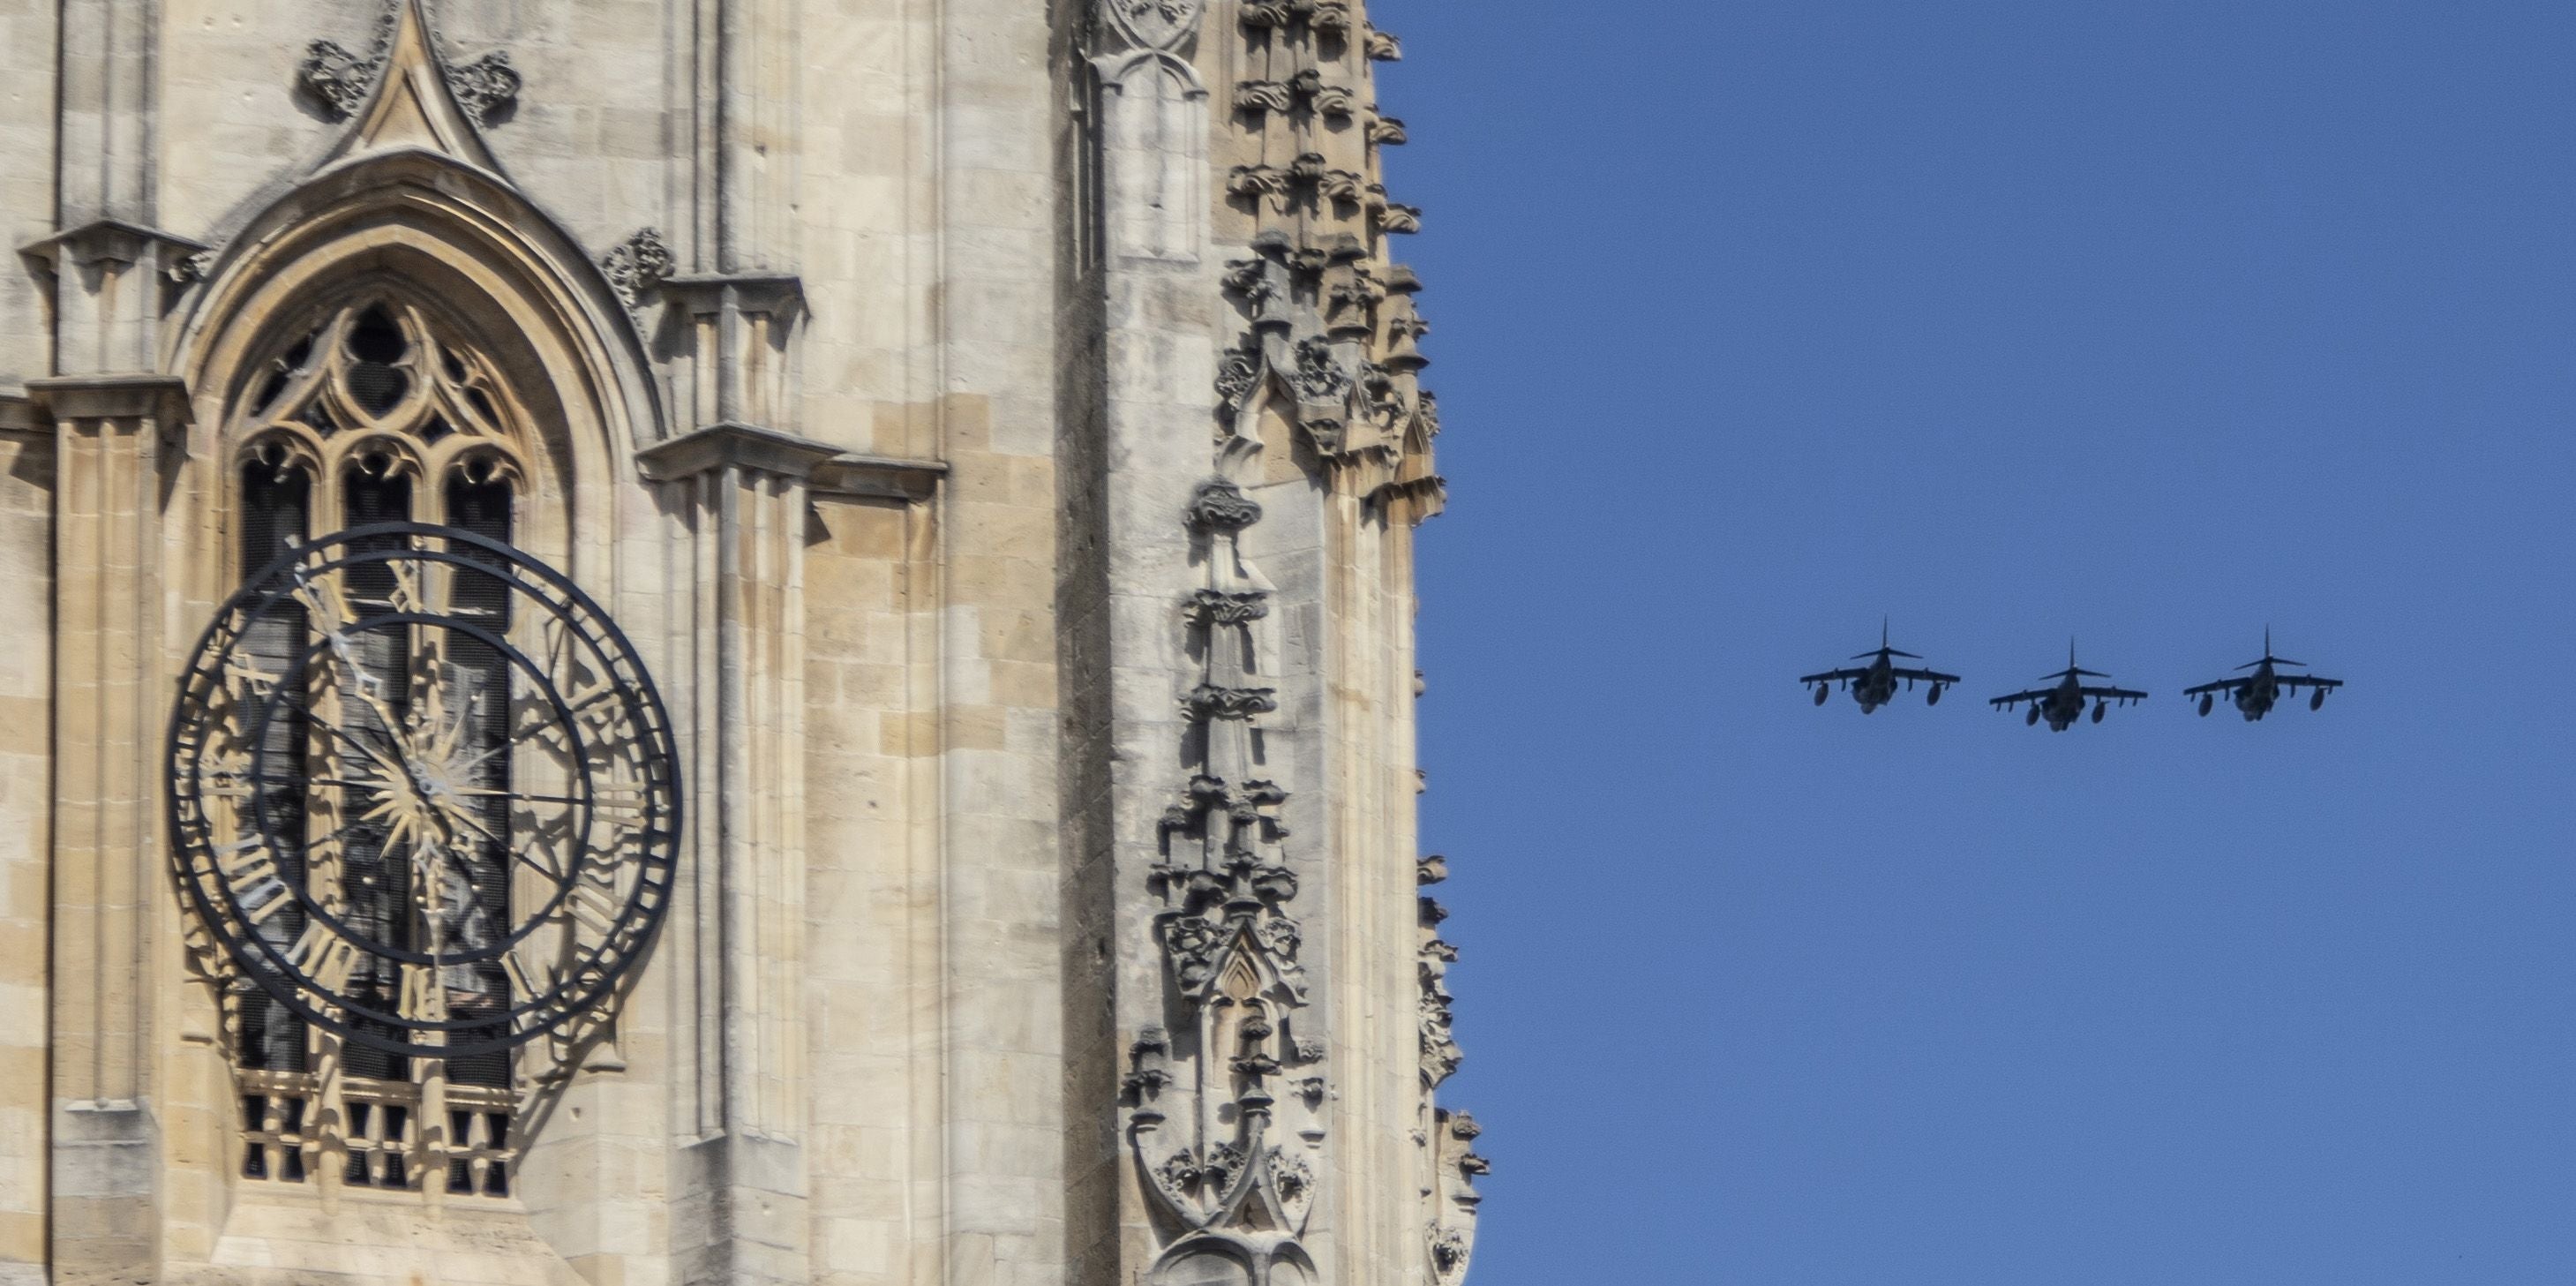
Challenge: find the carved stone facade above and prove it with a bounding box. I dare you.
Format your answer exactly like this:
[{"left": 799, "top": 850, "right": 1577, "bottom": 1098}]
[{"left": 0, "top": 1, "right": 1469, "bottom": 1283}]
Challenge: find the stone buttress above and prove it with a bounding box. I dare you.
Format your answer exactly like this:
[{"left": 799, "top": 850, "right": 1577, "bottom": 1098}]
[{"left": 1068, "top": 1, "right": 1481, "bottom": 1283}]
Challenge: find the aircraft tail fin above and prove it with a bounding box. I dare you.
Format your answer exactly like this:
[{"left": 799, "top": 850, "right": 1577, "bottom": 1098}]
[{"left": 2238, "top": 628, "right": 2303, "bottom": 670}]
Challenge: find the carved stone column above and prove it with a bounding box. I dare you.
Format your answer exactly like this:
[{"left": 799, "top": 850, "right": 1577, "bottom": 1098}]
[
  {"left": 22, "top": 17, "right": 202, "bottom": 1260},
  {"left": 54, "top": 0, "right": 157, "bottom": 232},
  {"left": 642, "top": 0, "right": 825, "bottom": 1243},
  {"left": 658, "top": 274, "right": 807, "bottom": 440},
  {"left": 640, "top": 424, "right": 841, "bottom": 1286},
  {"left": 25, "top": 374, "right": 188, "bottom": 1286}
]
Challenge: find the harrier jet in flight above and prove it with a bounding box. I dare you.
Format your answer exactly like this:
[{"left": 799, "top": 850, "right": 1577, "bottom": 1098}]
[
  {"left": 2184, "top": 629, "right": 2342, "bottom": 720},
  {"left": 1799, "top": 621, "right": 1961, "bottom": 713},
  {"left": 1990, "top": 642, "right": 2149, "bottom": 731}
]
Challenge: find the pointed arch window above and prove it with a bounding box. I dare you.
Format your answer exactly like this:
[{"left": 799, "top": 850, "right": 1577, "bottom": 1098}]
[{"left": 224, "top": 294, "right": 536, "bottom": 1199}]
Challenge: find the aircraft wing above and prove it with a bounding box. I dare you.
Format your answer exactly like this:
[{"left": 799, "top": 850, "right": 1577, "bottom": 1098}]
[
  {"left": 1798, "top": 667, "right": 1866, "bottom": 686},
  {"left": 2275, "top": 675, "right": 2343, "bottom": 691},
  {"left": 1889, "top": 666, "right": 1962, "bottom": 686},
  {"left": 2081, "top": 685, "right": 2150, "bottom": 703},
  {"left": 2182, "top": 677, "right": 2244, "bottom": 698},
  {"left": 1988, "top": 688, "right": 2049, "bottom": 710}
]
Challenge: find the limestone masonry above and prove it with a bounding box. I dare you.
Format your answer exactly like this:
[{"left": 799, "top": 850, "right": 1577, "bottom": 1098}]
[{"left": 0, "top": 0, "right": 1476, "bottom": 1282}]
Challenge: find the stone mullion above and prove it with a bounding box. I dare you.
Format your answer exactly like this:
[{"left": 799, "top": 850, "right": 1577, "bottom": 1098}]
[
  {"left": 312, "top": 1035, "right": 351, "bottom": 1203},
  {"left": 417, "top": 1051, "right": 452, "bottom": 1207},
  {"left": 304, "top": 665, "right": 352, "bottom": 1208}
]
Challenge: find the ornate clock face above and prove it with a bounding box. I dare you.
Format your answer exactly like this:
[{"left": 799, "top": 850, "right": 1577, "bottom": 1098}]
[{"left": 169, "top": 523, "right": 680, "bottom": 1060}]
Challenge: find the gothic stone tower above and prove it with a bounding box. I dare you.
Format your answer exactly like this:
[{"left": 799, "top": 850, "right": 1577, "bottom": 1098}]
[{"left": 0, "top": 1, "right": 1478, "bottom": 1284}]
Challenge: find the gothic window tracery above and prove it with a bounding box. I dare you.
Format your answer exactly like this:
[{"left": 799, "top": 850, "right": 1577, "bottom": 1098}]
[{"left": 221, "top": 292, "right": 536, "bottom": 1200}]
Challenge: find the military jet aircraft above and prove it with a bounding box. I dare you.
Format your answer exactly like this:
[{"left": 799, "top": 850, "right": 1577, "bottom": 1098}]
[
  {"left": 1989, "top": 642, "right": 2149, "bottom": 731},
  {"left": 2183, "top": 629, "right": 2342, "bottom": 720},
  {"left": 1799, "top": 621, "right": 1961, "bottom": 712}
]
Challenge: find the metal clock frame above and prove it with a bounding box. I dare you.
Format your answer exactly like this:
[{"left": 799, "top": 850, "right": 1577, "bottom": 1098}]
[{"left": 169, "top": 522, "right": 681, "bottom": 1062}]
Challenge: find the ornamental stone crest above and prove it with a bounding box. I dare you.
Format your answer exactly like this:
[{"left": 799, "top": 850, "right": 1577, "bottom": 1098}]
[
  {"left": 600, "top": 229, "right": 677, "bottom": 308},
  {"left": 444, "top": 52, "right": 523, "bottom": 124}
]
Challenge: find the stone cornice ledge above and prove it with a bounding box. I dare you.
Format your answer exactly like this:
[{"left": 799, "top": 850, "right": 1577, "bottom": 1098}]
[
  {"left": 636, "top": 421, "right": 946, "bottom": 500},
  {"left": 26, "top": 374, "right": 193, "bottom": 425},
  {"left": 638, "top": 421, "right": 839, "bottom": 482},
  {"left": 19, "top": 217, "right": 208, "bottom": 271}
]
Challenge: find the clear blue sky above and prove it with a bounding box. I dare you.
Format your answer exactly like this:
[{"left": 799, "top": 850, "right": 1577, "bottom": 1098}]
[{"left": 1387, "top": 3, "right": 2576, "bottom": 1282}]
